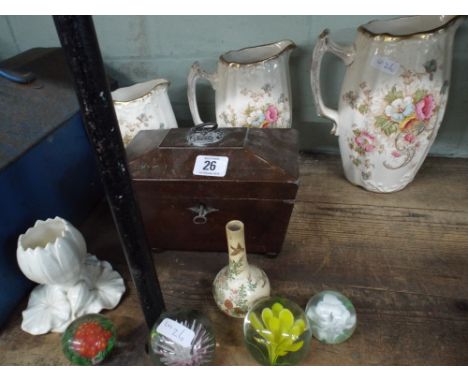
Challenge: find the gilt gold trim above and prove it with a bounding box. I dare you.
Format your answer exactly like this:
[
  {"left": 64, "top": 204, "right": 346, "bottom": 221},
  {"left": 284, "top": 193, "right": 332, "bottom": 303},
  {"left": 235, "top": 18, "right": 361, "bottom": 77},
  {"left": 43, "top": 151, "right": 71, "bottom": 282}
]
[
  {"left": 112, "top": 79, "right": 170, "bottom": 105},
  {"left": 219, "top": 40, "right": 296, "bottom": 68},
  {"left": 358, "top": 15, "right": 463, "bottom": 42}
]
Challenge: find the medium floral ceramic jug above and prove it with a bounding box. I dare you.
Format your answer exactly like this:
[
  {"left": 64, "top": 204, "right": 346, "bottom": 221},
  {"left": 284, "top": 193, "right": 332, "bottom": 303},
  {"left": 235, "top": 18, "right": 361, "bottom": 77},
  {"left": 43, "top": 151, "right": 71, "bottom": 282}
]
[
  {"left": 188, "top": 40, "right": 295, "bottom": 128},
  {"left": 112, "top": 78, "right": 177, "bottom": 146},
  {"left": 311, "top": 16, "right": 463, "bottom": 192}
]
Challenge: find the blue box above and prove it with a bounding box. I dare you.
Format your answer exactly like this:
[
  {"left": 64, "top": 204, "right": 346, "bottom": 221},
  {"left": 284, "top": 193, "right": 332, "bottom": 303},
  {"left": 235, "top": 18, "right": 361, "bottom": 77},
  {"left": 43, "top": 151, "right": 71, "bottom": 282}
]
[{"left": 0, "top": 48, "right": 103, "bottom": 327}]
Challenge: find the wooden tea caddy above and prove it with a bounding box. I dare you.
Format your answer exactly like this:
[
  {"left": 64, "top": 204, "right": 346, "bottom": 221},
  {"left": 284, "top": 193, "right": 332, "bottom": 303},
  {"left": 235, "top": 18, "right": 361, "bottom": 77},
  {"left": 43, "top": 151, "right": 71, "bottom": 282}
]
[{"left": 126, "top": 125, "right": 299, "bottom": 255}]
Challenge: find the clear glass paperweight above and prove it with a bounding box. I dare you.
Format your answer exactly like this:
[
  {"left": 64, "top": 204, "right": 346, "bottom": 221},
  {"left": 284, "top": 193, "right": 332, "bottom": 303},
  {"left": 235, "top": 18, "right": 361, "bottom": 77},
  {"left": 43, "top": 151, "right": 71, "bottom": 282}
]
[
  {"left": 305, "top": 290, "right": 357, "bottom": 344},
  {"left": 243, "top": 296, "right": 312, "bottom": 365},
  {"left": 149, "top": 309, "right": 216, "bottom": 366},
  {"left": 61, "top": 314, "right": 116, "bottom": 365}
]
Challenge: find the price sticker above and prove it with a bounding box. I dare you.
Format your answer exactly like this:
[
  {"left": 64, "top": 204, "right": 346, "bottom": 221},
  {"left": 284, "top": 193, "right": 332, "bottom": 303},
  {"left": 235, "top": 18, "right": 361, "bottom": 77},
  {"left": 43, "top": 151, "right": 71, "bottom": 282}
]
[
  {"left": 371, "top": 56, "right": 400, "bottom": 75},
  {"left": 156, "top": 318, "right": 195, "bottom": 348},
  {"left": 193, "top": 155, "right": 229, "bottom": 177}
]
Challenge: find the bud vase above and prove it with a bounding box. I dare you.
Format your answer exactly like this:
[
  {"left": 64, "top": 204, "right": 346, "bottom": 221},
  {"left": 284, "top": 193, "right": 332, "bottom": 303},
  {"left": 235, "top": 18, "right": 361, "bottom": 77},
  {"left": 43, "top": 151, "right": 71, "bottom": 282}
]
[{"left": 212, "top": 220, "right": 270, "bottom": 318}]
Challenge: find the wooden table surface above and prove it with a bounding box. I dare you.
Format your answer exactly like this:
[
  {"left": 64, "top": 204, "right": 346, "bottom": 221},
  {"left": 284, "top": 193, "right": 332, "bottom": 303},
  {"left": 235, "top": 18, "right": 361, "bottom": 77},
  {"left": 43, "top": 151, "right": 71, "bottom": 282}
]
[{"left": 1, "top": 153, "right": 468, "bottom": 365}]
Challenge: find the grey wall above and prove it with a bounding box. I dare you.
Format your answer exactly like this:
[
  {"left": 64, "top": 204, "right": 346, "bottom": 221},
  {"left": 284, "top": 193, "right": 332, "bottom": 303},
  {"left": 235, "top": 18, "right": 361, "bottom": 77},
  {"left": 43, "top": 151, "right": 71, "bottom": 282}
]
[{"left": 1, "top": 16, "right": 467, "bottom": 156}]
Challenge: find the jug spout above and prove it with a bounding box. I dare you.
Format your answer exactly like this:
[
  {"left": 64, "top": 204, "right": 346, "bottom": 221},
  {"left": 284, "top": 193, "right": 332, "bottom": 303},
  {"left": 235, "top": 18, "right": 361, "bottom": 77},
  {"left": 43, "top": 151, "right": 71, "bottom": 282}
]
[
  {"left": 220, "top": 39, "right": 296, "bottom": 66},
  {"left": 272, "top": 39, "right": 296, "bottom": 54}
]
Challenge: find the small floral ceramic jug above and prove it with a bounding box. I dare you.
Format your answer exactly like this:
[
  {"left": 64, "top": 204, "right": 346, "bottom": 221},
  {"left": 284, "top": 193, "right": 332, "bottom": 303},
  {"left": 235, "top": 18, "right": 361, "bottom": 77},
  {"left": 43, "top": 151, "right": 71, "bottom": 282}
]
[
  {"left": 188, "top": 40, "right": 295, "bottom": 128},
  {"left": 311, "top": 16, "right": 463, "bottom": 192},
  {"left": 112, "top": 78, "right": 177, "bottom": 146}
]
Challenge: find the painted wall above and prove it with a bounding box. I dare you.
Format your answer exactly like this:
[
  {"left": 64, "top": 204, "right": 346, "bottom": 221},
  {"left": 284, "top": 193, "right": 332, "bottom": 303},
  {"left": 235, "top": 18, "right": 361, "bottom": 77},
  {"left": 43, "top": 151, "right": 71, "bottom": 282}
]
[{"left": 1, "top": 15, "right": 467, "bottom": 156}]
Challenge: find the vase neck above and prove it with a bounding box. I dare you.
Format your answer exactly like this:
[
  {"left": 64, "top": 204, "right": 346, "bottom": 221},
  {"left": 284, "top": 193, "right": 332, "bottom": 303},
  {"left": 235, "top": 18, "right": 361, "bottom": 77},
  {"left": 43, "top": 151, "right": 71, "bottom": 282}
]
[
  {"left": 226, "top": 220, "right": 249, "bottom": 276},
  {"left": 228, "top": 245, "right": 249, "bottom": 276}
]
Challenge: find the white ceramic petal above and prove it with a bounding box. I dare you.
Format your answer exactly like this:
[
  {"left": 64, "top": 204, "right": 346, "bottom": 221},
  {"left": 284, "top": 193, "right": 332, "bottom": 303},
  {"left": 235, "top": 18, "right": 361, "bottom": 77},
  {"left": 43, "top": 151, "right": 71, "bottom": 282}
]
[
  {"left": 82, "top": 255, "right": 126, "bottom": 312},
  {"left": 81, "top": 255, "right": 101, "bottom": 280},
  {"left": 94, "top": 262, "right": 126, "bottom": 309},
  {"left": 52, "top": 320, "right": 73, "bottom": 334},
  {"left": 67, "top": 279, "right": 94, "bottom": 318},
  {"left": 21, "top": 284, "right": 71, "bottom": 335}
]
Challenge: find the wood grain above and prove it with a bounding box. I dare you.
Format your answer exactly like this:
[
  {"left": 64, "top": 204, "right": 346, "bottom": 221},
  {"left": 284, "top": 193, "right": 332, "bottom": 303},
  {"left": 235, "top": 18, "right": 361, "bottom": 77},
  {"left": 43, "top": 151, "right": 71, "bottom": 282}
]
[{"left": 1, "top": 153, "right": 468, "bottom": 365}]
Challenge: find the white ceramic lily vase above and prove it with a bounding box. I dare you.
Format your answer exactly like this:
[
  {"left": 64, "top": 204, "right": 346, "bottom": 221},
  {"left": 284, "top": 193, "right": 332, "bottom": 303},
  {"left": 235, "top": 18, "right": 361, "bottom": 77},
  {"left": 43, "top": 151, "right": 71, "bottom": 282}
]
[
  {"left": 311, "top": 16, "right": 463, "bottom": 192},
  {"left": 112, "top": 78, "right": 177, "bottom": 146},
  {"left": 17, "top": 217, "right": 125, "bottom": 335},
  {"left": 188, "top": 40, "right": 295, "bottom": 128}
]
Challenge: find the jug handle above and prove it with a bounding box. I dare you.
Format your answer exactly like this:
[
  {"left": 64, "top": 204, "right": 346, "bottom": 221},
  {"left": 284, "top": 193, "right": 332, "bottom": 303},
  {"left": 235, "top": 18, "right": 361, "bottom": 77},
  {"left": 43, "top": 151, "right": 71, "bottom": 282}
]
[
  {"left": 187, "top": 61, "right": 218, "bottom": 125},
  {"left": 310, "top": 29, "right": 355, "bottom": 136}
]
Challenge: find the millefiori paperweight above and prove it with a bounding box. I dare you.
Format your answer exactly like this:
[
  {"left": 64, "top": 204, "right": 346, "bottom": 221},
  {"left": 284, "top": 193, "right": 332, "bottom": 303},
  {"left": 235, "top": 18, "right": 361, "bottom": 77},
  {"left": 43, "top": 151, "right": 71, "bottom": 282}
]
[{"left": 62, "top": 314, "right": 116, "bottom": 365}]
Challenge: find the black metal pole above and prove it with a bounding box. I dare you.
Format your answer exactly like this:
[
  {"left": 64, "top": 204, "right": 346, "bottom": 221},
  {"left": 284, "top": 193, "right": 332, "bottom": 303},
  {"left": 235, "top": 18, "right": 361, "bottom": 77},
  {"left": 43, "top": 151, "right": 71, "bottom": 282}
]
[{"left": 53, "top": 15, "right": 165, "bottom": 327}]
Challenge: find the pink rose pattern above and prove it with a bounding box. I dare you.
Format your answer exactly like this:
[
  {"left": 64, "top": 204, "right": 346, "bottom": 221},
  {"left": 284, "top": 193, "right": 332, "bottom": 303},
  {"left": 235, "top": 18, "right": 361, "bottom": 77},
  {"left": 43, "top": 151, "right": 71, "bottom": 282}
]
[
  {"left": 415, "top": 95, "right": 435, "bottom": 121},
  {"left": 348, "top": 128, "right": 381, "bottom": 180},
  {"left": 404, "top": 133, "right": 416, "bottom": 144},
  {"left": 258, "top": 104, "right": 281, "bottom": 128},
  {"left": 354, "top": 131, "right": 376, "bottom": 153},
  {"left": 265, "top": 105, "right": 279, "bottom": 123}
]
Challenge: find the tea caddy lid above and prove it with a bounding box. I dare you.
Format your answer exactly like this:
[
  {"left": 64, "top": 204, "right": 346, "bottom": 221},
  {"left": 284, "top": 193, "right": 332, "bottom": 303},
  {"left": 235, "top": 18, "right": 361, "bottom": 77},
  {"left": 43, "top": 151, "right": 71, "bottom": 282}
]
[{"left": 127, "top": 127, "right": 299, "bottom": 200}]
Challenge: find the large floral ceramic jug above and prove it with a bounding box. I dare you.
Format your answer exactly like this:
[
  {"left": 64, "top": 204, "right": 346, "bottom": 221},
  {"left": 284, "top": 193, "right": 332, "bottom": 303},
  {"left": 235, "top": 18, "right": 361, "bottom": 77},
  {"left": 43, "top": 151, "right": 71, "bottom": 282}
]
[
  {"left": 188, "top": 40, "right": 295, "bottom": 128},
  {"left": 311, "top": 16, "right": 463, "bottom": 192}
]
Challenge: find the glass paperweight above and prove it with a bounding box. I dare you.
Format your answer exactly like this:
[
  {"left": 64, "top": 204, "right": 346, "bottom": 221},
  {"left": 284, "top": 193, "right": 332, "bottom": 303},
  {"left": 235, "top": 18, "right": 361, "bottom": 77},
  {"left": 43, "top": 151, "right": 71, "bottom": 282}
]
[
  {"left": 149, "top": 309, "right": 216, "bottom": 366},
  {"left": 243, "top": 297, "right": 312, "bottom": 366},
  {"left": 305, "top": 290, "right": 357, "bottom": 344},
  {"left": 61, "top": 314, "right": 116, "bottom": 365}
]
